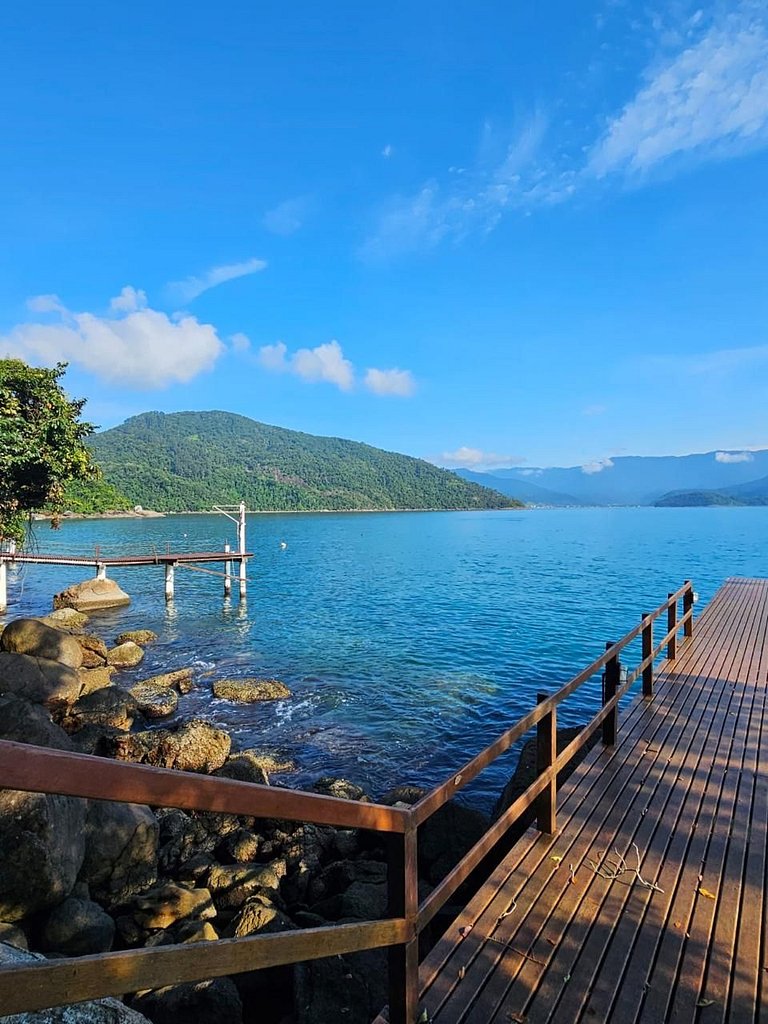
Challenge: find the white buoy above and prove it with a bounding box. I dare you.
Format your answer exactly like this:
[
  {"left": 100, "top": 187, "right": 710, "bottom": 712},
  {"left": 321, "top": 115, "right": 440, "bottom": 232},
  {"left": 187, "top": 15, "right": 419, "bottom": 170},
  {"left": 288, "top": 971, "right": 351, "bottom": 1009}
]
[{"left": 280, "top": 541, "right": 288, "bottom": 550}]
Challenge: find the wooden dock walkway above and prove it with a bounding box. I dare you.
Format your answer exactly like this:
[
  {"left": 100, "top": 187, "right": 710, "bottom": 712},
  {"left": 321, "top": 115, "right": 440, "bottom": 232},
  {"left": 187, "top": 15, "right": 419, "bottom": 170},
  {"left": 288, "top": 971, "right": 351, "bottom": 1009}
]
[{"left": 406, "top": 577, "right": 768, "bottom": 1023}]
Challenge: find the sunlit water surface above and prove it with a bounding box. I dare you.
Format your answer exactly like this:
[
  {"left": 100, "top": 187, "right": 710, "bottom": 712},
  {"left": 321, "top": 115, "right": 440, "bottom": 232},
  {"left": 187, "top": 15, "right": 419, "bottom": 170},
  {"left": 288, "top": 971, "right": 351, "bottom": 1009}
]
[{"left": 5, "top": 508, "right": 766, "bottom": 809}]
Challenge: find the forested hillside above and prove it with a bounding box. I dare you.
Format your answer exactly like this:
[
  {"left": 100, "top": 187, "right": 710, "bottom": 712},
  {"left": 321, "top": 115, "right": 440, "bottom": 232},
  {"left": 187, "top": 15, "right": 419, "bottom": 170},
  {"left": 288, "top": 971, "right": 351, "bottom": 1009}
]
[{"left": 76, "top": 410, "right": 520, "bottom": 512}]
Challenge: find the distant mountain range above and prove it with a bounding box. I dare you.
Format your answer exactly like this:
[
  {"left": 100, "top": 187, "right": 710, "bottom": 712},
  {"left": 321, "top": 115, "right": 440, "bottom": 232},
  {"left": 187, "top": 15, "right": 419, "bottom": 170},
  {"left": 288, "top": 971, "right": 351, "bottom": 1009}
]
[
  {"left": 457, "top": 450, "right": 768, "bottom": 507},
  {"left": 71, "top": 411, "right": 520, "bottom": 513}
]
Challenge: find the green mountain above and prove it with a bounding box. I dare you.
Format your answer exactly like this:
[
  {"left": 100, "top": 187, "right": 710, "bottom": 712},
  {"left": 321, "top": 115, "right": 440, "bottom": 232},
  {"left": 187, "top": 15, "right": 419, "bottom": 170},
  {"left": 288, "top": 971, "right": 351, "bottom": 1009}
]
[
  {"left": 654, "top": 490, "right": 744, "bottom": 507},
  {"left": 75, "top": 410, "right": 520, "bottom": 512}
]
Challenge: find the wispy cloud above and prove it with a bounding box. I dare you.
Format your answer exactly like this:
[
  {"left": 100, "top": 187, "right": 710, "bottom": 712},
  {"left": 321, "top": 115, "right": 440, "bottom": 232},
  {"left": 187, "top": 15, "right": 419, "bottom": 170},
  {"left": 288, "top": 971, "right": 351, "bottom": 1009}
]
[
  {"left": 581, "top": 457, "right": 614, "bottom": 475},
  {"left": 167, "top": 257, "right": 267, "bottom": 304},
  {"left": 364, "top": 367, "right": 416, "bottom": 397},
  {"left": 439, "top": 446, "right": 524, "bottom": 470},
  {"left": 263, "top": 197, "right": 309, "bottom": 236},
  {"left": 382, "top": 144, "right": 394, "bottom": 159},
  {"left": 3, "top": 289, "right": 224, "bottom": 388},
  {"left": 258, "top": 340, "right": 416, "bottom": 397},
  {"left": 588, "top": 12, "right": 768, "bottom": 178},
  {"left": 657, "top": 343, "right": 768, "bottom": 377},
  {"left": 583, "top": 403, "right": 607, "bottom": 417},
  {"left": 715, "top": 450, "right": 754, "bottom": 464}
]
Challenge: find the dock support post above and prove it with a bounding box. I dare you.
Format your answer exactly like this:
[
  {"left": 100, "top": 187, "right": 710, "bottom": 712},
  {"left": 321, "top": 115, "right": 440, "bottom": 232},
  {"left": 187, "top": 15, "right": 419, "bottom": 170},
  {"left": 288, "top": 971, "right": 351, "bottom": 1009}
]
[
  {"left": 96, "top": 563, "right": 106, "bottom": 581},
  {"left": 165, "top": 563, "right": 175, "bottom": 602},
  {"left": 667, "top": 592, "right": 677, "bottom": 661},
  {"left": 536, "top": 691, "right": 557, "bottom": 835},
  {"left": 387, "top": 822, "right": 419, "bottom": 1024},
  {"left": 224, "top": 544, "right": 232, "bottom": 598},
  {"left": 642, "top": 612, "right": 653, "bottom": 697},
  {"left": 238, "top": 501, "right": 247, "bottom": 601},
  {"left": 683, "top": 580, "right": 694, "bottom": 639},
  {"left": 0, "top": 560, "right": 6, "bottom": 614},
  {"left": 602, "top": 642, "right": 619, "bottom": 745}
]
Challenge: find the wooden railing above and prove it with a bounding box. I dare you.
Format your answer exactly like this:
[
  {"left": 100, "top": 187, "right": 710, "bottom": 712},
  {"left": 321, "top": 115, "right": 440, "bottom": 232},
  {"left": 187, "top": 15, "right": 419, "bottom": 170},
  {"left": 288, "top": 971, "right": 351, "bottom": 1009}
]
[{"left": 0, "top": 581, "right": 695, "bottom": 1022}]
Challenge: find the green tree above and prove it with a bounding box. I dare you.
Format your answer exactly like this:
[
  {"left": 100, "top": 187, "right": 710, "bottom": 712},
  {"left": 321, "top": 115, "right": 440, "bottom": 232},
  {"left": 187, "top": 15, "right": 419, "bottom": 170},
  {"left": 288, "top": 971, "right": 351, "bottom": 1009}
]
[{"left": 0, "top": 359, "right": 98, "bottom": 544}]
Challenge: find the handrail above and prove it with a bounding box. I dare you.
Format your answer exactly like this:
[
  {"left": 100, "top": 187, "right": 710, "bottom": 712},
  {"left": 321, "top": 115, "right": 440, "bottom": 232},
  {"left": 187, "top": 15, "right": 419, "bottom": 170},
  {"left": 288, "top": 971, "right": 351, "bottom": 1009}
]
[{"left": 0, "top": 581, "right": 695, "bottom": 1024}]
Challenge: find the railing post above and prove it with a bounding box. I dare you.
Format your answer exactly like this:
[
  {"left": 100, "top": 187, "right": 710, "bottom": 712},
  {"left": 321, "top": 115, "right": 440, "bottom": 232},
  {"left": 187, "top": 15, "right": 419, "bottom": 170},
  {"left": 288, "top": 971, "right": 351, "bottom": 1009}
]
[
  {"left": 683, "top": 580, "right": 694, "bottom": 639},
  {"left": 602, "top": 642, "right": 619, "bottom": 746},
  {"left": 642, "top": 612, "right": 653, "bottom": 697},
  {"left": 387, "top": 820, "right": 419, "bottom": 1024},
  {"left": 667, "top": 593, "right": 677, "bottom": 661},
  {"left": 536, "top": 692, "right": 557, "bottom": 835}
]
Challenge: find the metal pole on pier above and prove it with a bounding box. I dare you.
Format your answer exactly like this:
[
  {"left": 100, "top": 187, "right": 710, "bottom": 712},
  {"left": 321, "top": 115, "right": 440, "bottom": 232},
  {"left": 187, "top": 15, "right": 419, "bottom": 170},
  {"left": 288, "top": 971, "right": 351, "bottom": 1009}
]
[
  {"left": 224, "top": 543, "right": 232, "bottom": 597},
  {"left": 165, "top": 563, "right": 176, "bottom": 602},
  {"left": 238, "top": 501, "right": 247, "bottom": 601}
]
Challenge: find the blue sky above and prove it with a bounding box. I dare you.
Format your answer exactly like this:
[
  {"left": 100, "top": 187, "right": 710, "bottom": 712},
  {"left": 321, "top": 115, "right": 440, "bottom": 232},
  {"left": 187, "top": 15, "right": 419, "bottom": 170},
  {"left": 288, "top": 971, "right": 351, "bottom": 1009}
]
[{"left": 1, "top": 0, "right": 767, "bottom": 471}]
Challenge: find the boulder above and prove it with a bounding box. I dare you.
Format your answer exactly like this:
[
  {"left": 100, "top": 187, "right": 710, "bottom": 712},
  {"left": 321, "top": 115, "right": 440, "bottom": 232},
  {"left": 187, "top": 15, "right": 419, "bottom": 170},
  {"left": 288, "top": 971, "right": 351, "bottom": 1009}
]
[
  {"left": 40, "top": 895, "right": 115, "bottom": 955},
  {"left": 62, "top": 685, "right": 139, "bottom": 733},
  {"left": 40, "top": 607, "right": 90, "bottom": 632},
  {"left": 156, "top": 810, "right": 241, "bottom": 875},
  {"left": 231, "top": 893, "right": 294, "bottom": 937},
  {"left": 77, "top": 665, "right": 116, "bottom": 697},
  {"left": 131, "top": 883, "right": 216, "bottom": 930},
  {"left": 76, "top": 634, "right": 109, "bottom": 667},
  {"left": 307, "top": 859, "right": 387, "bottom": 914},
  {"left": 312, "top": 777, "right": 370, "bottom": 802},
  {"left": 0, "top": 618, "right": 83, "bottom": 669},
  {"left": 107, "top": 641, "right": 145, "bottom": 668},
  {"left": 130, "top": 978, "right": 243, "bottom": 1024},
  {"left": 0, "top": 943, "right": 153, "bottom": 1022},
  {"left": 220, "top": 828, "right": 261, "bottom": 864},
  {"left": 227, "top": 749, "right": 295, "bottom": 774},
  {"left": 79, "top": 802, "right": 159, "bottom": 908},
  {"left": 135, "top": 668, "right": 194, "bottom": 693},
  {"left": 54, "top": 577, "right": 131, "bottom": 612},
  {"left": 0, "top": 921, "right": 28, "bottom": 950},
  {"left": 110, "top": 720, "right": 231, "bottom": 774},
  {"left": 295, "top": 950, "right": 382, "bottom": 1024},
  {"left": 0, "top": 652, "right": 82, "bottom": 713},
  {"left": 213, "top": 753, "right": 269, "bottom": 786},
  {"left": 0, "top": 789, "right": 87, "bottom": 921},
  {"left": 207, "top": 860, "right": 287, "bottom": 909},
  {"left": 212, "top": 678, "right": 291, "bottom": 702},
  {"left": 116, "top": 630, "right": 158, "bottom": 646},
  {"left": 128, "top": 679, "right": 179, "bottom": 719},
  {"left": 0, "top": 693, "right": 74, "bottom": 750}
]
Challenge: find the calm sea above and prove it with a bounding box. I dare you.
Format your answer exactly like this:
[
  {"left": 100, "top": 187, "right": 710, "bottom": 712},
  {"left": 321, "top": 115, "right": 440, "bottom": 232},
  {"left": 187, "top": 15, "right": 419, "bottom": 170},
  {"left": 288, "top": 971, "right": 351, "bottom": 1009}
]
[{"left": 4, "top": 508, "right": 767, "bottom": 809}]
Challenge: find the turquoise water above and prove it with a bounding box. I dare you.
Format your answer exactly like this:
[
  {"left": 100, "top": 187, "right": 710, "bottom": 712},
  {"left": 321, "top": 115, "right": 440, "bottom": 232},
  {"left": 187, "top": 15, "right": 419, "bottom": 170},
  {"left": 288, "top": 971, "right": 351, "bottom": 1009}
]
[{"left": 4, "top": 508, "right": 767, "bottom": 808}]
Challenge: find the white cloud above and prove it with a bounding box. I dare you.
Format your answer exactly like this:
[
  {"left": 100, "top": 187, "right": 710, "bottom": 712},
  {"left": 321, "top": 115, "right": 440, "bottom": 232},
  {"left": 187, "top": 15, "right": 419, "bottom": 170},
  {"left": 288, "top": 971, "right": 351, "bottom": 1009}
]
[
  {"left": 581, "top": 457, "right": 615, "bottom": 475},
  {"left": 364, "top": 367, "right": 416, "bottom": 397},
  {"left": 588, "top": 14, "right": 768, "bottom": 177},
  {"left": 258, "top": 339, "right": 354, "bottom": 391},
  {"left": 167, "top": 257, "right": 267, "bottom": 303},
  {"left": 715, "top": 450, "right": 754, "bottom": 463},
  {"left": 440, "top": 446, "right": 523, "bottom": 469},
  {"left": 655, "top": 343, "right": 768, "bottom": 377},
  {"left": 263, "top": 197, "right": 308, "bottom": 236},
  {"left": 26, "top": 294, "right": 66, "bottom": 314},
  {"left": 2, "top": 289, "right": 224, "bottom": 389},
  {"left": 229, "top": 332, "right": 251, "bottom": 353},
  {"left": 382, "top": 144, "right": 393, "bottom": 158}
]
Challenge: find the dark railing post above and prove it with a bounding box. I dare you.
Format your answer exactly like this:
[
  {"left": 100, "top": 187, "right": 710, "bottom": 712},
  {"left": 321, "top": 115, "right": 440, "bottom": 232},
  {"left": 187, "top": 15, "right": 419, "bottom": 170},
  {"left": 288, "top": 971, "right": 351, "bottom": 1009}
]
[
  {"left": 536, "top": 692, "right": 557, "bottom": 835},
  {"left": 642, "top": 612, "right": 653, "bottom": 697},
  {"left": 683, "top": 580, "right": 694, "bottom": 639},
  {"left": 387, "top": 820, "right": 419, "bottom": 1024},
  {"left": 667, "top": 593, "right": 677, "bottom": 660},
  {"left": 602, "top": 642, "right": 619, "bottom": 745}
]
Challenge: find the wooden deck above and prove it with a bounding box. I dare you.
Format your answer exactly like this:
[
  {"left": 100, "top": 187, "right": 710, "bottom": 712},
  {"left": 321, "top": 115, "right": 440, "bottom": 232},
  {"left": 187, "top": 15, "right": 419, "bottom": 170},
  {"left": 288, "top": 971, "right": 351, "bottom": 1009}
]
[{"left": 400, "top": 577, "right": 768, "bottom": 1024}]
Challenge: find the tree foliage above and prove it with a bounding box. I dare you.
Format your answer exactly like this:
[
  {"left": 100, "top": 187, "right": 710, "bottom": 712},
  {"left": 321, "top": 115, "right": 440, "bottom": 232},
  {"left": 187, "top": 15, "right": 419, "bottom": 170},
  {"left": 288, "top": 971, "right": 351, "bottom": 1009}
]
[{"left": 0, "top": 359, "right": 98, "bottom": 543}]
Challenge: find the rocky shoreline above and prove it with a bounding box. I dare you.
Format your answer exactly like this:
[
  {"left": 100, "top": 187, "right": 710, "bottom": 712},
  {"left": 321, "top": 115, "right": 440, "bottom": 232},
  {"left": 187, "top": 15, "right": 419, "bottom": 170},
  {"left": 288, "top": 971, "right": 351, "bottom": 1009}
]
[{"left": 0, "top": 582, "right": 492, "bottom": 1024}]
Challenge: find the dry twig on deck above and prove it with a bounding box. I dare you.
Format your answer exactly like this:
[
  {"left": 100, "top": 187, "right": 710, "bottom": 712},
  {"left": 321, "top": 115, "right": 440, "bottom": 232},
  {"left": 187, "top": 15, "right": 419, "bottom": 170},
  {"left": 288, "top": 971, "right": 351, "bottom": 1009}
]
[{"left": 586, "top": 842, "right": 664, "bottom": 893}]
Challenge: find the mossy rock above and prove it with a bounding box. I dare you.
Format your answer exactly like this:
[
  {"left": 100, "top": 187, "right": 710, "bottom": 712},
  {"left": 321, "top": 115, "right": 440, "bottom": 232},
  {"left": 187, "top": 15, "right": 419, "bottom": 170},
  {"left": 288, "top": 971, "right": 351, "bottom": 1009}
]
[
  {"left": 212, "top": 678, "right": 291, "bottom": 702},
  {"left": 116, "top": 629, "right": 158, "bottom": 646}
]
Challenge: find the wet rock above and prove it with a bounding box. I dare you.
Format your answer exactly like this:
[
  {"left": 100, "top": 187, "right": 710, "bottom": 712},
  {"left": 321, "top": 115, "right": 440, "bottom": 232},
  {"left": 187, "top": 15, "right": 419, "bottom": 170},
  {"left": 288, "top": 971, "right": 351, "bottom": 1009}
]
[
  {"left": 136, "top": 668, "right": 194, "bottom": 693},
  {"left": 54, "top": 576, "right": 131, "bottom": 612},
  {"left": 229, "top": 749, "right": 296, "bottom": 774},
  {"left": 0, "top": 618, "right": 83, "bottom": 669},
  {"left": 116, "top": 630, "right": 158, "bottom": 646},
  {"left": 132, "top": 883, "right": 216, "bottom": 930},
  {"left": 107, "top": 641, "right": 145, "bottom": 668},
  {"left": 129, "top": 679, "right": 179, "bottom": 719},
  {"left": 0, "top": 652, "right": 82, "bottom": 713},
  {"left": 130, "top": 977, "right": 243, "bottom": 1024},
  {"left": 110, "top": 720, "right": 231, "bottom": 774},
  {"left": 62, "top": 685, "right": 140, "bottom": 733},
  {"left": 212, "top": 678, "right": 291, "bottom": 702},
  {"left": 207, "top": 860, "right": 287, "bottom": 910},
  {"left": 40, "top": 895, "right": 115, "bottom": 954},
  {"left": 0, "top": 789, "right": 87, "bottom": 921},
  {"left": 0, "top": 693, "right": 74, "bottom": 750},
  {"left": 231, "top": 893, "right": 295, "bottom": 937},
  {"left": 312, "top": 777, "right": 370, "bottom": 802},
  {"left": 79, "top": 802, "right": 159, "bottom": 908}
]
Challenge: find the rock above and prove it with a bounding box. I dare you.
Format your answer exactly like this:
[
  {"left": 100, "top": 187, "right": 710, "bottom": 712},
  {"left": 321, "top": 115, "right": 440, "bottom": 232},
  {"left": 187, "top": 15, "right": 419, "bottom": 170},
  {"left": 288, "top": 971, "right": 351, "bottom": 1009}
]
[
  {"left": 0, "top": 942, "right": 152, "bottom": 1022},
  {"left": 107, "top": 641, "right": 145, "bottom": 668},
  {"left": 76, "top": 634, "right": 110, "bottom": 667},
  {"left": 130, "top": 978, "right": 243, "bottom": 1024},
  {"left": 231, "top": 893, "right": 294, "bottom": 937},
  {"left": 77, "top": 665, "right": 116, "bottom": 696},
  {"left": 312, "top": 777, "right": 370, "bottom": 802},
  {"left": 0, "top": 618, "right": 84, "bottom": 669},
  {"left": 128, "top": 679, "right": 179, "bottom": 719},
  {"left": 220, "top": 828, "right": 261, "bottom": 864},
  {"left": 212, "top": 678, "right": 291, "bottom": 702},
  {"left": 54, "top": 577, "right": 131, "bottom": 612},
  {"left": 62, "top": 685, "right": 139, "bottom": 733},
  {"left": 0, "top": 789, "right": 87, "bottom": 921},
  {"left": 116, "top": 630, "right": 158, "bottom": 646},
  {"left": 41, "top": 607, "right": 90, "bottom": 631},
  {"left": 228, "top": 749, "right": 295, "bottom": 774},
  {"left": 175, "top": 920, "right": 219, "bottom": 943},
  {"left": 68, "top": 723, "right": 124, "bottom": 755},
  {"left": 0, "top": 922, "right": 28, "bottom": 950},
  {"left": 295, "top": 950, "right": 381, "bottom": 1024},
  {"left": 79, "top": 802, "right": 159, "bottom": 908},
  {"left": 156, "top": 810, "right": 241, "bottom": 875},
  {"left": 136, "top": 668, "right": 194, "bottom": 693},
  {"left": 0, "top": 652, "right": 82, "bottom": 712},
  {"left": 207, "top": 860, "right": 287, "bottom": 909},
  {"left": 213, "top": 753, "right": 269, "bottom": 786},
  {"left": 110, "top": 720, "right": 231, "bottom": 774},
  {"left": 307, "top": 859, "right": 387, "bottom": 916},
  {"left": 132, "top": 883, "right": 216, "bottom": 930},
  {"left": 0, "top": 693, "right": 74, "bottom": 750},
  {"left": 40, "top": 896, "right": 115, "bottom": 954}
]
